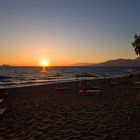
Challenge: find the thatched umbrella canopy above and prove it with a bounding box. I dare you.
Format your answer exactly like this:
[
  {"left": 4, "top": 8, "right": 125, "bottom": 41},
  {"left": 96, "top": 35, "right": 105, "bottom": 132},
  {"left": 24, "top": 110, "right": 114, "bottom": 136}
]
[{"left": 75, "top": 73, "right": 97, "bottom": 80}]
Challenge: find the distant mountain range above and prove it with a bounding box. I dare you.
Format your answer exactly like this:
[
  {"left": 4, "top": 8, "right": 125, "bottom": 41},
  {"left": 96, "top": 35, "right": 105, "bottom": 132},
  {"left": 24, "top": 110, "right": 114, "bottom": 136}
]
[{"left": 74, "top": 57, "right": 140, "bottom": 66}]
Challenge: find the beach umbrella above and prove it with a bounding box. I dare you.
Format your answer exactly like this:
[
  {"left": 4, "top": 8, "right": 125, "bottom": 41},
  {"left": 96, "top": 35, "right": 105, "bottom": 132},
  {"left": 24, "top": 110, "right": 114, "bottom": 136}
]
[{"left": 75, "top": 73, "right": 97, "bottom": 80}]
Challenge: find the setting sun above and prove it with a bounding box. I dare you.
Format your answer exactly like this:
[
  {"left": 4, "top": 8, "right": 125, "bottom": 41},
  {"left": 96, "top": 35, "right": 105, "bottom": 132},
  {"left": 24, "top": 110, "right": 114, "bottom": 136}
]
[{"left": 40, "top": 59, "right": 49, "bottom": 67}]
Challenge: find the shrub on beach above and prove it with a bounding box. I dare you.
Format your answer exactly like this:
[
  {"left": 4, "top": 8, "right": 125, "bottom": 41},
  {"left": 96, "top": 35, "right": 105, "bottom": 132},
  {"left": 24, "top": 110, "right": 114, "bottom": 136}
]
[{"left": 132, "top": 34, "right": 140, "bottom": 55}]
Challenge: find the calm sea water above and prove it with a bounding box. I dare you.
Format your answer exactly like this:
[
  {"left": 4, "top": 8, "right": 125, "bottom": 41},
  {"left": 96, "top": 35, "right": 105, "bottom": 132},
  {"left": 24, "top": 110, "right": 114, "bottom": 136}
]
[{"left": 0, "top": 66, "right": 140, "bottom": 89}]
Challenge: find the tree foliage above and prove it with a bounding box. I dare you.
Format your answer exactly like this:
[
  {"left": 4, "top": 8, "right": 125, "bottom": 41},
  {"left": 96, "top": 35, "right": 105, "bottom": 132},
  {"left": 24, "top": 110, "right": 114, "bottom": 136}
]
[{"left": 132, "top": 34, "right": 140, "bottom": 55}]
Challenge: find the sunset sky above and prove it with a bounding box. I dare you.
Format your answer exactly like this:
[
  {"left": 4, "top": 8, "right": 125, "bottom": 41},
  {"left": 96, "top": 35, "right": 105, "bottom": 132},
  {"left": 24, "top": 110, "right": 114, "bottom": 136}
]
[{"left": 0, "top": 0, "right": 140, "bottom": 66}]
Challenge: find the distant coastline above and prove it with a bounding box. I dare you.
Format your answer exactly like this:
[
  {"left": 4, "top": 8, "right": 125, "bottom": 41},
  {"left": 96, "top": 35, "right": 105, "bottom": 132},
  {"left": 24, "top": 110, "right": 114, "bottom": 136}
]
[
  {"left": 0, "top": 64, "right": 12, "bottom": 68},
  {"left": 73, "top": 57, "right": 140, "bottom": 67}
]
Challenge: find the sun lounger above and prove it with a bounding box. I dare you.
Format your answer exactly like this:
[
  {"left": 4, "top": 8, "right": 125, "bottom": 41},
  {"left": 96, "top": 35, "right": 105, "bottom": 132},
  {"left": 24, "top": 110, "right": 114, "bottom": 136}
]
[
  {"left": 134, "top": 81, "right": 140, "bottom": 84},
  {"left": 118, "top": 86, "right": 140, "bottom": 89},
  {"left": 79, "top": 89, "right": 101, "bottom": 94},
  {"left": 0, "top": 89, "right": 8, "bottom": 115},
  {"left": 0, "top": 108, "right": 6, "bottom": 115},
  {"left": 0, "top": 99, "right": 4, "bottom": 104},
  {"left": 0, "top": 101, "right": 6, "bottom": 115}
]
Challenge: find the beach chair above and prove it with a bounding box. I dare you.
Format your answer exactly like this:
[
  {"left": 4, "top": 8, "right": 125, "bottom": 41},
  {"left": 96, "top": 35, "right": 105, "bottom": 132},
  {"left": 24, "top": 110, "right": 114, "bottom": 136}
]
[
  {"left": 0, "top": 99, "right": 6, "bottom": 115},
  {"left": 0, "top": 89, "right": 8, "bottom": 115}
]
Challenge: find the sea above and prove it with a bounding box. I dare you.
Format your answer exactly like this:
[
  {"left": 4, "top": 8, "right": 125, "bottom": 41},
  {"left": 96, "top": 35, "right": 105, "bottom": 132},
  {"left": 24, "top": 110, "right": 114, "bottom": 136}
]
[{"left": 0, "top": 66, "right": 140, "bottom": 89}]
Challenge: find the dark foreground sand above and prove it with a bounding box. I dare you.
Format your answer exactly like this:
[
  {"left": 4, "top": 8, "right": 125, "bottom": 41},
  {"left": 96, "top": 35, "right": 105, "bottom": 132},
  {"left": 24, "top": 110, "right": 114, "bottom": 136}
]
[{"left": 0, "top": 77, "right": 140, "bottom": 140}]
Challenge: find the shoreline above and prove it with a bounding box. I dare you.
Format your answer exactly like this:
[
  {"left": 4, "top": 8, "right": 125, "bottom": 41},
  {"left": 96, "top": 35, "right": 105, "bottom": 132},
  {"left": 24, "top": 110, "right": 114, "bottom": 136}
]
[{"left": 0, "top": 75, "right": 126, "bottom": 90}]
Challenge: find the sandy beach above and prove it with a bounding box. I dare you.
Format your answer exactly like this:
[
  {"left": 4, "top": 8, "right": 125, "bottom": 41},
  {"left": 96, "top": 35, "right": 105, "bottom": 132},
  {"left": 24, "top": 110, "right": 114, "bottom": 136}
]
[{"left": 0, "top": 77, "right": 140, "bottom": 140}]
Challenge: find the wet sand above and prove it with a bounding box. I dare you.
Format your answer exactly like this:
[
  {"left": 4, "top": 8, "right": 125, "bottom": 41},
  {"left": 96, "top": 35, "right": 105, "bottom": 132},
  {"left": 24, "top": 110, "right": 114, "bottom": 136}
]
[{"left": 0, "top": 77, "right": 140, "bottom": 140}]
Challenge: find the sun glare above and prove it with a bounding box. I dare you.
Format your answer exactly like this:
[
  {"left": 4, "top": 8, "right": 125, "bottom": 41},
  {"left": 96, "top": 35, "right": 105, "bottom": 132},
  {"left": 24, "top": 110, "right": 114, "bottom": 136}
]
[{"left": 40, "top": 59, "right": 49, "bottom": 67}]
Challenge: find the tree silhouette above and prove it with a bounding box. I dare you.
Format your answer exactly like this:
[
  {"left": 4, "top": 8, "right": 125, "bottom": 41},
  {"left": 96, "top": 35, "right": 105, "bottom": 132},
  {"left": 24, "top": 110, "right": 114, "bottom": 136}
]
[{"left": 132, "top": 34, "right": 140, "bottom": 55}]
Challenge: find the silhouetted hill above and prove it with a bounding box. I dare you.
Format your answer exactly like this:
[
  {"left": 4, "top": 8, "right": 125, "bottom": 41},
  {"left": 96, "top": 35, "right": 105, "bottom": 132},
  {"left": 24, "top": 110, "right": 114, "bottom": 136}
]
[
  {"left": 73, "top": 57, "right": 140, "bottom": 66},
  {"left": 94, "top": 57, "right": 140, "bottom": 66}
]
